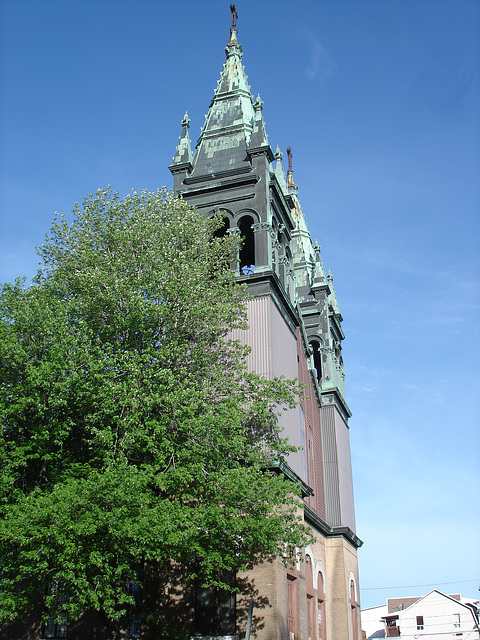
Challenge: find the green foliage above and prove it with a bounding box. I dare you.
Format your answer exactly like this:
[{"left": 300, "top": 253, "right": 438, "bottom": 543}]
[{"left": 0, "top": 189, "right": 309, "bottom": 633}]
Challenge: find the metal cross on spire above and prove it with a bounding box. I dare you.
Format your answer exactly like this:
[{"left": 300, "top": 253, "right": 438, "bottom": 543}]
[{"left": 230, "top": 4, "right": 238, "bottom": 28}]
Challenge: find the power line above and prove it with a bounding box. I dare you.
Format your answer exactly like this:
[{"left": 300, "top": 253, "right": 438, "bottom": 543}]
[{"left": 361, "top": 579, "right": 480, "bottom": 591}]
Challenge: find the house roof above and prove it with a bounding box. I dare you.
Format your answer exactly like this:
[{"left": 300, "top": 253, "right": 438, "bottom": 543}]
[{"left": 382, "top": 589, "right": 479, "bottom": 619}]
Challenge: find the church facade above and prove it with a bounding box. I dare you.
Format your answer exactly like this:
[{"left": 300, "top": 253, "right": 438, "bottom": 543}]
[{"left": 169, "top": 11, "right": 362, "bottom": 640}]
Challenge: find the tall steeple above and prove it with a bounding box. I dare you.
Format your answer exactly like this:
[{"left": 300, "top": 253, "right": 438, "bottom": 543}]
[
  {"left": 167, "top": 8, "right": 361, "bottom": 639},
  {"left": 187, "top": 8, "right": 259, "bottom": 177}
]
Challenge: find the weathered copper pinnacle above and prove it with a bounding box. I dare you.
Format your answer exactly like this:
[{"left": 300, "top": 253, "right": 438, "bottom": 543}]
[{"left": 287, "top": 147, "right": 293, "bottom": 171}]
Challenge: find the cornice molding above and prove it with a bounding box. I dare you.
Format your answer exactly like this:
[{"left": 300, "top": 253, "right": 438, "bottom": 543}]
[{"left": 304, "top": 505, "right": 363, "bottom": 549}]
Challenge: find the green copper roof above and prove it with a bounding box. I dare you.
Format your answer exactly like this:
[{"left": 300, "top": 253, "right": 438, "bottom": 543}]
[{"left": 189, "top": 27, "right": 258, "bottom": 176}]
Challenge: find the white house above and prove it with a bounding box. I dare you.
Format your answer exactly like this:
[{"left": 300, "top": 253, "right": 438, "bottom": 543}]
[
  {"left": 382, "top": 590, "right": 479, "bottom": 638},
  {"left": 362, "top": 590, "right": 480, "bottom": 639}
]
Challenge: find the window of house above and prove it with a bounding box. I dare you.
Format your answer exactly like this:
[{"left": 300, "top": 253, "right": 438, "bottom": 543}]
[
  {"left": 126, "top": 577, "right": 143, "bottom": 639},
  {"left": 42, "top": 582, "right": 68, "bottom": 639},
  {"left": 310, "top": 340, "right": 322, "bottom": 382},
  {"left": 305, "top": 557, "right": 315, "bottom": 640},
  {"left": 287, "top": 572, "right": 298, "bottom": 640},
  {"left": 238, "top": 215, "right": 255, "bottom": 274},
  {"left": 213, "top": 214, "right": 230, "bottom": 239},
  {"left": 416, "top": 615, "right": 424, "bottom": 630},
  {"left": 284, "top": 246, "right": 292, "bottom": 296},
  {"left": 317, "top": 572, "right": 325, "bottom": 640},
  {"left": 43, "top": 616, "right": 67, "bottom": 640},
  {"left": 454, "top": 613, "right": 461, "bottom": 628},
  {"left": 194, "top": 570, "right": 236, "bottom": 636},
  {"left": 350, "top": 580, "right": 358, "bottom": 640},
  {"left": 272, "top": 218, "right": 278, "bottom": 274}
]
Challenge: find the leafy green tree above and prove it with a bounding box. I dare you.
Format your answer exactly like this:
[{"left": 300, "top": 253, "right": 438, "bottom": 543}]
[{"left": 0, "top": 189, "right": 309, "bottom": 637}]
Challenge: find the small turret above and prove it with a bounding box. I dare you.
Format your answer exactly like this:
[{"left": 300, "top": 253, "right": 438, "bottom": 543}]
[
  {"left": 169, "top": 112, "right": 193, "bottom": 192},
  {"left": 310, "top": 240, "right": 327, "bottom": 289},
  {"left": 247, "top": 95, "right": 272, "bottom": 155},
  {"left": 327, "top": 269, "right": 340, "bottom": 315}
]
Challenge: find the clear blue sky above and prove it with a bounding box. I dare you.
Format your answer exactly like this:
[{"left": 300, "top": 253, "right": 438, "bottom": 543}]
[{"left": 1, "top": 0, "right": 479, "bottom": 611}]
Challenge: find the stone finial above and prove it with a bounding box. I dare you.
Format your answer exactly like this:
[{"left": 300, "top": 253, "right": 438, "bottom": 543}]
[
  {"left": 181, "top": 112, "right": 191, "bottom": 128},
  {"left": 255, "top": 94, "right": 264, "bottom": 111},
  {"left": 275, "top": 145, "right": 283, "bottom": 162},
  {"left": 327, "top": 269, "right": 333, "bottom": 283}
]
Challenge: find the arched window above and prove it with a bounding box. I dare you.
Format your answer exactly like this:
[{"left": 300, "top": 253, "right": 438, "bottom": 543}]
[
  {"left": 310, "top": 340, "right": 322, "bottom": 382},
  {"left": 194, "top": 569, "right": 236, "bottom": 636},
  {"left": 285, "top": 246, "right": 293, "bottom": 297},
  {"left": 287, "top": 562, "right": 298, "bottom": 640},
  {"left": 317, "top": 571, "right": 325, "bottom": 640},
  {"left": 238, "top": 215, "right": 255, "bottom": 274},
  {"left": 277, "top": 228, "right": 286, "bottom": 285},
  {"left": 350, "top": 579, "right": 358, "bottom": 640},
  {"left": 305, "top": 556, "right": 315, "bottom": 640},
  {"left": 42, "top": 581, "right": 68, "bottom": 639},
  {"left": 213, "top": 213, "right": 230, "bottom": 239},
  {"left": 272, "top": 218, "right": 279, "bottom": 275}
]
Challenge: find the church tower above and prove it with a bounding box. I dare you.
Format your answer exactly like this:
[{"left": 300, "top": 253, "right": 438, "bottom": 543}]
[{"left": 170, "top": 8, "right": 362, "bottom": 640}]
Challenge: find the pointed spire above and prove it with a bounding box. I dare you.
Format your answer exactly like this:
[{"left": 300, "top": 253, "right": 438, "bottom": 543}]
[
  {"left": 188, "top": 4, "right": 261, "bottom": 176},
  {"left": 169, "top": 111, "right": 193, "bottom": 170},
  {"left": 312, "top": 240, "right": 327, "bottom": 285},
  {"left": 226, "top": 4, "right": 242, "bottom": 59},
  {"left": 248, "top": 94, "right": 271, "bottom": 152},
  {"left": 327, "top": 269, "right": 340, "bottom": 313},
  {"left": 286, "top": 147, "right": 298, "bottom": 195}
]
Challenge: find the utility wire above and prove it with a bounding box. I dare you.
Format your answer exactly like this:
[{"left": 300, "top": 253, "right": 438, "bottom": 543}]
[{"left": 361, "top": 579, "right": 479, "bottom": 591}]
